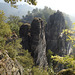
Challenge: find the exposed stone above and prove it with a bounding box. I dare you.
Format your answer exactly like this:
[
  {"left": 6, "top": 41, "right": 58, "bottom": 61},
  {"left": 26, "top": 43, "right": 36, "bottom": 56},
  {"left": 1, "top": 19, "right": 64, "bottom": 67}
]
[
  {"left": 45, "top": 10, "right": 71, "bottom": 56},
  {"left": 31, "top": 17, "right": 48, "bottom": 67},
  {"left": 19, "top": 18, "right": 48, "bottom": 67},
  {"left": 0, "top": 50, "right": 23, "bottom": 75},
  {"left": 19, "top": 23, "right": 31, "bottom": 51}
]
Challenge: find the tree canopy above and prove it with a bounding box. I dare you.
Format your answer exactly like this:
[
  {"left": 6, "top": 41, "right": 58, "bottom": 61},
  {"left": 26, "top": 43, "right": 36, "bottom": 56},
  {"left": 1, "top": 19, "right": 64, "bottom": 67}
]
[
  {"left": 21, "top": 7, "right": 55, "bottom": 24},
  {"left": 4, "top": 0, "right": 37, "bottom": 6}
]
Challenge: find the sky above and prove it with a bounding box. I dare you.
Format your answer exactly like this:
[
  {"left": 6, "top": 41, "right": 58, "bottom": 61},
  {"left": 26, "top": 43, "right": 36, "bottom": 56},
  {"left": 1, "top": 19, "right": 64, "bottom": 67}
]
[
  {"left": 36, "top": 0, "right": 75, "bottom": 17},
  {"left": 0, "top": 0, "right": 75, "bottom": 16}
]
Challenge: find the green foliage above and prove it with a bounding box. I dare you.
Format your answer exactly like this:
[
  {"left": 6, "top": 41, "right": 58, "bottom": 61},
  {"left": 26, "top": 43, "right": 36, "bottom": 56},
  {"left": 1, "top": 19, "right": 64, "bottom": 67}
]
[
  {"left": 4, "top": 37, "right": 34, "bottom": 75},
  {"left": 31, "top": 67, "right": 48, "bottom": 75},
  {"left": 0, "top": 10, "right": 18, "bottom": 59},
  {"left": 61, "top": 27, "right": 75, "bottom": 51},
  {"left": 21, "top": 7, "right": 55, "bottom": 24},
  {"left": 0, "top": 10, "right": 11, "bottom": 49},
  {"left": 47, "top": 49, "right": 53, "bottom": 66},
  {"left": 51, "top": 23, "right": 75, "bottom": 74},
  {"left": 17, "top": 49, "right": 34, "bottom": 68},
  {"left": 0, "top": 37, "right": 5, "bottom": 50},
  {"left": 10, "top": 23, "right": 19, "bottom": 35},
  {"left": 4, "top": 38, "right": 22, "bottom": 58},
  {"left": 16, "top": 49, "right": 34, "bottom": 75},
  {"left": 51, "top": 55, "right": 75, "bottom": 68},
  {"left": 8, "top": 15, "right": 20, "bottom": 24},
  {"left": 4, "top": 0, "right": 37, "bottom": 8},
  {"left": 57, "top": 68, "right": 75, "bottom": 75},
  {"left": 0, "top": 10, "right": 6, "bottom": 22},
  {"left": 4, "top": 42, "right": 18, "bottom": 58},
  {"left": 0, "top": 10, "right": 11, "bottom": 37},
  {"left": 7, "top": 15, "right": 23, "bottom": 35},
  {"left": 47, "top": 67, "right": 55, "bottom": 75},
  {"left": 0, "top": 22, "right": 11, "bottom": 37}
]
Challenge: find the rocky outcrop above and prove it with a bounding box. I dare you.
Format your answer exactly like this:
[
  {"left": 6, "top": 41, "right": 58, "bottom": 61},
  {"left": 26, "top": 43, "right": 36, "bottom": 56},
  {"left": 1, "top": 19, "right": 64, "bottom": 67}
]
[
  {"left": 45, "top": 10, "right": 71, "bottom": 56},
  {"left": 19, "top": 23, "right": 31, "bottom": 51},
  {"left": 0, "top": 50, "right": 23, "bottom": 75},
  {"left": 19, "top": 18, "right": 48, "bottom": 67},
  {"left": 19, "top": 11, "right": 72, "bottom": 68},
  {"left": 31, "top": 18, "right": 48, "bottom": 67}
]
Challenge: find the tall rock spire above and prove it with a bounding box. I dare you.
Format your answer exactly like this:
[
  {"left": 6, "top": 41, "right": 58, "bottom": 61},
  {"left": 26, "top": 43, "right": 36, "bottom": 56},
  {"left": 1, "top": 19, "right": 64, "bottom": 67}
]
[
  {"left": 46, "top": 11, "right": 71, "bottom": 56},
  {"left": 31, "top": 18, "right": 48, "bottom": 67}
]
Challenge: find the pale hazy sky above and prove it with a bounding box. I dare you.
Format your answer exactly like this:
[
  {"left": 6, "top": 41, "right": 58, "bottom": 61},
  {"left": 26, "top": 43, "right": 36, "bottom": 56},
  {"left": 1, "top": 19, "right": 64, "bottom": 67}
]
[
  {"left": 0, "top": 0, "right": 75, "bottom": 16},
  {"left": 36, "top": 0, "right": 75, "bottom": 16}
]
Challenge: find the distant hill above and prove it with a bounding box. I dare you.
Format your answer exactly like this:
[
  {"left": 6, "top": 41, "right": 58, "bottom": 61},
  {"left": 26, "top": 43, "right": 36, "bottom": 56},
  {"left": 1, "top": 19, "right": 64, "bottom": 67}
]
[
  {"left": 0, "top": 2, "right": 75, "bottom": 24},
  {"left": 0, "top": 3, "right": 33, "bottom": 18}
]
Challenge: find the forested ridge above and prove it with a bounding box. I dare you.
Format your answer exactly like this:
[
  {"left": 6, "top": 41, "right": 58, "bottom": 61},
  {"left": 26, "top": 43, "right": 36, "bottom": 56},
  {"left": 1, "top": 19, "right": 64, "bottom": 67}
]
[
  {"left": 0, "top": 2, "right": 75, "bottom": 75},
  {"left": 0, "top": 3, "right": 33, "bottom": 18}
]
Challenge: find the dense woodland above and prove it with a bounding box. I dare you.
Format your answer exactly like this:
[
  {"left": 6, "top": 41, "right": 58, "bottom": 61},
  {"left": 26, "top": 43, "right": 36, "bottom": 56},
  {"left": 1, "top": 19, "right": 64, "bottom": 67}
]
[{"left": 0, "top": 1, "right": 75, "bottom": 75}]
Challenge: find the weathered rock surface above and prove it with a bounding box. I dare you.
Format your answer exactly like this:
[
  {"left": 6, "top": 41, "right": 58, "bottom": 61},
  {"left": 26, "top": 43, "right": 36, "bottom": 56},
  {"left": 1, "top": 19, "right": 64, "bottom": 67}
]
[
  {"left": 0, "top": 50, "right": 23, "bottom": 75},
  {"left": 19, "top": 18, "right": 48, "bottom": 67},
  {"left": 19, "top": 23, "right": 31, "bottom": 51},
  {"left": 45, "top": 10, "right": 71, "bottom": 56},
  {"left": 19, "top": 11, "right": 72, "bottom": 68},
  {"left": 31, "top": 18, "right": 48, "bottom": 67}
]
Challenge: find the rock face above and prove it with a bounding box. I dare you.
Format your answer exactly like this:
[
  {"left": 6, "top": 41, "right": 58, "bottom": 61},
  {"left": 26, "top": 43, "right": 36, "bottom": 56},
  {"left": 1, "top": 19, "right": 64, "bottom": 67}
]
[
  {"left": 0, "top": 50, "right": 23, "bottom": 75},
  {"left": 19, "top": 11, "right": 72, "bottom": 68},
  {"left": 19, "top": 23, "right": 31, "bottom": 51},
  {"left": 31, "top": 18, "right": 48, "bottom": 67},
  {"left": 45, "top": 10, "right": 70, "bottom": 56},
  {"left": 19, "top": 18, "right": 48, "bottom": 67}
]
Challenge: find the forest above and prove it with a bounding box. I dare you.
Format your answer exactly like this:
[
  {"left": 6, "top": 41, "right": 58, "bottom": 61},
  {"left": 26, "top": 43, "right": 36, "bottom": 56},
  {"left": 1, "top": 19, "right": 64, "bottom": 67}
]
[{"left": 0, "top": 0, "right": 75, "bottom": 75}]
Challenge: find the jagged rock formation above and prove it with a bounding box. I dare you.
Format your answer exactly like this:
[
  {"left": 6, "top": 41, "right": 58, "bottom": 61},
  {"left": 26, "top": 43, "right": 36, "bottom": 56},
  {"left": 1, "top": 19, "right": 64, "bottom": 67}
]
[
  {"left": 0, "top": 50, "right": 23, "bottom": 75},
  {"left": 19, "top": 11, "right": 72, "bottom": 68},
  {"left": 31, "top": 18, "right": 48, "bottom": 67},
  {"left": 19, "top": 18, "right": 48, "bottom": 67},
  {"left": 45, "top": 10, "right": 71, "bottom": 56},
  {"left": 19, "top": 23, "right": 31, "bottom": 51}
]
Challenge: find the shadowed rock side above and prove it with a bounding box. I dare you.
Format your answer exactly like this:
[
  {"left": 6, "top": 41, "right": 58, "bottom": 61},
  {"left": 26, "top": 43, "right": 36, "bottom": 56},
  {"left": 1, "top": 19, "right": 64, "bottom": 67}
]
[
  {"left": 0, "top": 50, "right": 23, "bottom": 75},
  {"left": 19, "top": 18, "right": 48, "bottom": 67},
  {"left": 46, "top": 10, "right": 71, "bottom": 56},
  {"left": 19, "top": 23, "right": 31, "bottom": 51},
  {"left": 31, "top": 18, "right": 48, "bottom": 67}
]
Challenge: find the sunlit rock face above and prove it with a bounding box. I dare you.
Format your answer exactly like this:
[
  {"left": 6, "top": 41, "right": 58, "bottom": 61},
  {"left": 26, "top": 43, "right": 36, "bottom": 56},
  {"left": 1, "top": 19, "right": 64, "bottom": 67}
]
[
  {"left": 31, "top": 18, "right": 48, "bottom": 67},
  {"left": 0, "top": 50, "right": 23, "bottom": 75},
  {"left": 46, "top": 10, "right": 71, "bottom": 56},
  {"left": 19, "top": 23, "right": 31, "bottom": 51}
]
